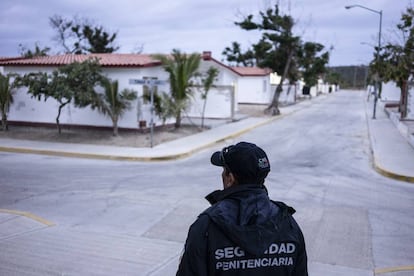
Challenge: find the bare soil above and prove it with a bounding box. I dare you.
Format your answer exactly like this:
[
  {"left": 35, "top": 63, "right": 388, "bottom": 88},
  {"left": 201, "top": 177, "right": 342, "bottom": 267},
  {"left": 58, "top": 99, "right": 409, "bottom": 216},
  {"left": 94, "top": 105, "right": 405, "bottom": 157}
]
[
  {"left": 0, "top": 104, "right": 267, "bottom": 148},
  {"left": 0, "top": 124, "right": 204, "bottom": 148}
]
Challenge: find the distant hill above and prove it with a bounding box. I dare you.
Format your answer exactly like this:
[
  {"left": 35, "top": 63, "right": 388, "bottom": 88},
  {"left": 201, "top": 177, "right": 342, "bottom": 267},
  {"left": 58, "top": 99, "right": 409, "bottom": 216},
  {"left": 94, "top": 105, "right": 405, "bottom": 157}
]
[{"left": 329, "top": 65, "right": 369, "bottom": 89}]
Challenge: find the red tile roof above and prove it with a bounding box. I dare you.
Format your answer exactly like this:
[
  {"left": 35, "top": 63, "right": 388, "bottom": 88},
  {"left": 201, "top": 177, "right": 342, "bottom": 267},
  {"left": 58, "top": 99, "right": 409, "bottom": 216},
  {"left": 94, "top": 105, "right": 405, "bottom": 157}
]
[
  {"left": 230, "top": 66, "right": 272, "bottom": 76},
  {"left": 0, "top": 53, "right": 273, "bottom": 77},
  {"left": 0, "top": 56, "right": 26, "bottom": 62},
  {"left": 201, "top": 51, "right": 272, "bottom": 76},
  {"left": 0, "top": 54, "right": 161, "bottom": 67}
]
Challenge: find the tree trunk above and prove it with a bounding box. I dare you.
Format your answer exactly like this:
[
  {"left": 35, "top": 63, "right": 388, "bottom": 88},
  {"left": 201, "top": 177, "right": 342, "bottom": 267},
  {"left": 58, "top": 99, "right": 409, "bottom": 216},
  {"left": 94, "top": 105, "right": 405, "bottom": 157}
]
[
  {"left": 112, "top": 116, "right": 119, "bottom": 136},
  {"left": 201, "top": 98, "right": 207, "bottom": 129},
  {"left": 1, "top": 112, "right": 8, "bottom": 131},
  {"left": 266, "top": 86, "right": 282, "bottom": 115},
  {"left": 56, "top": 101, "right": 69, "bottom": 134},
  {"left": 56, "top": 105, "right": 63, "bottom": 134},
  {"left": 400, "top": 80, "right": 408, "bottom": 119},
  {"left": 266, "top": 49, "right": 294, "bottom": 116},
  {"left": 175, "top": 111, "right": 181, "bottom": 128}
]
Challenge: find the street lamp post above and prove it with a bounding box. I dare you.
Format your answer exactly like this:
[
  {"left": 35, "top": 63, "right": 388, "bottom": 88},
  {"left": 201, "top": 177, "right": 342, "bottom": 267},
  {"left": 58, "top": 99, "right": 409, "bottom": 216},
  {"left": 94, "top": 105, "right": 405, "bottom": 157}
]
[{"left": 345, "top": 4, "right": 382, "bottom": 119}]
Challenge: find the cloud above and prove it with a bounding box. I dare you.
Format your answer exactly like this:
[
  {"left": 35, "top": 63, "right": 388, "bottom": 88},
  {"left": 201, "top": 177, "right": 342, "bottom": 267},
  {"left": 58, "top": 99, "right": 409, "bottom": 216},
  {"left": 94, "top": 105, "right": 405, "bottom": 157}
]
[{"left": 0, "top": 0, "right": 411, "bottom": 65}]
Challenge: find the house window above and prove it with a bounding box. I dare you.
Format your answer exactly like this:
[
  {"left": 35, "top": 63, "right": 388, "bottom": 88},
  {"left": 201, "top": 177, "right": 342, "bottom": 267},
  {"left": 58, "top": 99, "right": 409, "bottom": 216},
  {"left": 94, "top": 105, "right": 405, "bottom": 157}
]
[{"left": 263, "top": 79, "right": 267, "bottom": 93}]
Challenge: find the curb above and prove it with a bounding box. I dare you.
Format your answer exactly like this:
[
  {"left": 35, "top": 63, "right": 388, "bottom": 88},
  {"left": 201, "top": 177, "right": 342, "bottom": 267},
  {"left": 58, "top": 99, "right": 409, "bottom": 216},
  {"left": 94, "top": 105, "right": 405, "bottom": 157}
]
[
  {"left": 0, "top": 146, "right": 164, "bottom": 162},
  {"left": 365, "top": 100, "right": 414, "bottom": 183},
  {"left": 373, "top": 161, "right": 414, "bottom": 183}
]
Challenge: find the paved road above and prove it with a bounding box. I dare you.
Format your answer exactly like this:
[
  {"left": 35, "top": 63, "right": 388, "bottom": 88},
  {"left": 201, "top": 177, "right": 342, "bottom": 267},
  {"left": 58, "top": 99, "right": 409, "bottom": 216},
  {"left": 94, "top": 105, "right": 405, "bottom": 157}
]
[{"left": 0, "top": 91, "right": 413, "bottom": 275}]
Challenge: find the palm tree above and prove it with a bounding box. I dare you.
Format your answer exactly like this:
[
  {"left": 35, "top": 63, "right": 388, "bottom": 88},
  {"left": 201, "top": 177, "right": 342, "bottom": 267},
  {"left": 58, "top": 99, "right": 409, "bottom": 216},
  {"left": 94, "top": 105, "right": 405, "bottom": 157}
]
[
  {"left": 153, "top": 49, "right": 201, "bottom": 128},
  {"left": 0, "top": 73, "right": 15, "bottom": 131},
  {"left": 96, "top": 78, "right": 137, "bottom": 136}
]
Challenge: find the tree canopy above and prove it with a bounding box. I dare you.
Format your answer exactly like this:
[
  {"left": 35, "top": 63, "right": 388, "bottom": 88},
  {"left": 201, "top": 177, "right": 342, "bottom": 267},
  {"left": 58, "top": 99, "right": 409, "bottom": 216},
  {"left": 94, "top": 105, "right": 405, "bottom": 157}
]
[
  {"left": 297, "top": 42, "right": 330, "bottom": 88},
  {"left": 153, "top": 49, "right": 201, "bottom": 128},
  {"left": 379, "top": 6, "right": 414, "bottom": 117},
  {"left": 95, "top": 78, "right": 137, "bottom": 136},
  {"left": 15, "top": 58, "right": 103, "bottom": 133},
  {"left": 222, "top": 4, "right": 329, "bottom": 115},
  {"left": 18, "top": 43, "right": 51, "bottom": 58}
]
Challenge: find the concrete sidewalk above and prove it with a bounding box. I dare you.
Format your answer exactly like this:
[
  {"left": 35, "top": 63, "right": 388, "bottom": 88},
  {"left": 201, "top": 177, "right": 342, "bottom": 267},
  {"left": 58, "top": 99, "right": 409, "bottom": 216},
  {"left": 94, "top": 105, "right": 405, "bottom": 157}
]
[
  {"left": 365, "top": 99, "right": 414, "bottom": 183},
  {"left": 0, "top": 93, "right": 413, "bottom": 182}
]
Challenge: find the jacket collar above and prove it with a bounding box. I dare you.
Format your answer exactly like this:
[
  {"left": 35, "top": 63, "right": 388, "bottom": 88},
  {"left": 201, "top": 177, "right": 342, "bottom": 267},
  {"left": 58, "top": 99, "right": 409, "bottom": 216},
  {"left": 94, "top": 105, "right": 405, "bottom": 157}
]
[{"left": 205, "top": 184, "right": 268, "bottom": 205}]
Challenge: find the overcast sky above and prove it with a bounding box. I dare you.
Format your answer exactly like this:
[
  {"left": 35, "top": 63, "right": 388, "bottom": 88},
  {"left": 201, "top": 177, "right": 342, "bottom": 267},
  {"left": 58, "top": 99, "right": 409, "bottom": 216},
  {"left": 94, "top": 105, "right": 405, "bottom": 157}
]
[{"left": 0, "top": 0, "right": 411, "bottom": 66}]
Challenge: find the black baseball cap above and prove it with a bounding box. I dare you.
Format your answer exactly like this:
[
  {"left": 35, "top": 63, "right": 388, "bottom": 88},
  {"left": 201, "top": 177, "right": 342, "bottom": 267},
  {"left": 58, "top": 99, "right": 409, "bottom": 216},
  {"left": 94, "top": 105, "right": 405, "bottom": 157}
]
[{"left": 210, "top": 142, "right": 270, "bottom": 184}]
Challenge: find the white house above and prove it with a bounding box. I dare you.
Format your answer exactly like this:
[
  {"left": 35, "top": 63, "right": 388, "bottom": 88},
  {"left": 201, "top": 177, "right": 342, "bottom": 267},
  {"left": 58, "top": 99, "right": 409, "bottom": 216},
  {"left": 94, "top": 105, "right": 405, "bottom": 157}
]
[
  {"left": 269, "top": 72, "right": 337, "bottom": 106},
  {"left": 230, "top": 67, "right": 272, "bottom": 104},
  {"left": 187, "top": 53, "right": 273, "bottom": 119},
  {"left": 1, "top": 54, "right": 173, "bottom": 130},
  {"left": 0, "top": 52, "right": 273, "bottom": 129}
]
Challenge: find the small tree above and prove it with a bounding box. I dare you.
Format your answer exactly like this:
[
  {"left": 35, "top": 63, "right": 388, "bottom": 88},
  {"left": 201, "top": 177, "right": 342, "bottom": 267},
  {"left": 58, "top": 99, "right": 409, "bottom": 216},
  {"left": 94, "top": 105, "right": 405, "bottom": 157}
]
[
  {"left": 95, "top": 78, "right": 137, "bottom": 136},
  {"left": 380, "top": 7, "right": 414, "bottom": 117},
  {"left": 15, "top": 58, "right": 103, "bottom": 133},
  {"left": 224, "top": 4, "right": 301, "bottom": 115},
  {"left": 0, "top": 73, "right": 15, "bottom": 131},
  {"left": 199, "top": 67, "right": 219, "bottom": 128},
  {"left": 153, "top": 49, "right": 201, "bottom": 128}
]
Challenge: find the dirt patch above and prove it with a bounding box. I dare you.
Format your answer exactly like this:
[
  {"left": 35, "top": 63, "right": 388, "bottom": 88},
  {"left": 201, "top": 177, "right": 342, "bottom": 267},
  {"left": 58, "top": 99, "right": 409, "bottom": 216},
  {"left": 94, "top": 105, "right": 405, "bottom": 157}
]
[
  {"left": 0, "top": 124, "right": 204, "bottom": 148},
  {"left": 238, "top": 104, "right": 267, "bottom": 117},
  {"left": 0, "top": 105, "right": 268, "bottom": 148}
]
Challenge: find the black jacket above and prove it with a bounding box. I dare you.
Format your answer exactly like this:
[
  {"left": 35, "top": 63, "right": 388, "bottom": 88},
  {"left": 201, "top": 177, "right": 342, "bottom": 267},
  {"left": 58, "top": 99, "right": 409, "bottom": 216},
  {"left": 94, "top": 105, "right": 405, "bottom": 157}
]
[{"left": 176, "top": 184, "right": 308, "bottom": 276}]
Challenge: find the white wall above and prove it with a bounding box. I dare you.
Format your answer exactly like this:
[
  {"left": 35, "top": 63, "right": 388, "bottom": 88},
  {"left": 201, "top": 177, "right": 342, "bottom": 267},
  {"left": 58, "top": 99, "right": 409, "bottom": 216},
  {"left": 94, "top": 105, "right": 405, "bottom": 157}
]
[
  {"left": 407, "top": 86, "right": 414, "bottom": 120},
  {"left": 4, "top": 65, "right": 173, "bottom": 129},
  {"left": 102, "top": 66, "right": 172, "bottom": 127},
  {"left": 381, "top": 82, "right": 400, "bottom": 101},
  {"left": 316, "top": 79, "right": 333, "bottom": 94},
  {"left": 187, "top": 86, "right": 235, "bottom": 119},
  {"left": 278, "top": 84, "right": 297, "bottom": 104},
  {"left": 296, "top": 80, "right": 315, "bottom": 97},
  {"left": 186, "top": 59, "right": 238, "bottom": 118},
  {"left": 237, "top": 76, "right": 271, "bottom": 104}
]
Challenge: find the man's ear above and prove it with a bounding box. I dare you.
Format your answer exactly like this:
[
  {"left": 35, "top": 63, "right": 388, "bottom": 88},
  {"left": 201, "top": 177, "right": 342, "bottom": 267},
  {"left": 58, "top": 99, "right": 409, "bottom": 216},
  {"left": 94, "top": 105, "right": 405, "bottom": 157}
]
[{"left": 225, "top": 172, "right": 237, "bottom": 188}]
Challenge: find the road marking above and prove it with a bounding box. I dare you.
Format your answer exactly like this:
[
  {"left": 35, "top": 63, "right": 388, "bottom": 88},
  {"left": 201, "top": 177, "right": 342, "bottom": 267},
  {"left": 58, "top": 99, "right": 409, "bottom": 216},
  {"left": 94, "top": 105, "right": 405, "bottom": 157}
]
[
  {"left": 375, "top": 265, "right": 414, "bottom": 274},
  {"left": 0, "top": 209, "right": 55, "bottom": 226}
]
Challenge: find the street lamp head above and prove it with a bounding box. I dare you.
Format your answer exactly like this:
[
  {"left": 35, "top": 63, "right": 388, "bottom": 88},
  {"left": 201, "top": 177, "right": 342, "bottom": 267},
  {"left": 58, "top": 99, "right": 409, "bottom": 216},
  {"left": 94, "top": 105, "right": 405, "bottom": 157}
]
[
  {"left": 345, "top": 4, "right": 381, "bottom": 14},
  {"left": 345, "top": 5, "right": 358, "bottom": 9}
]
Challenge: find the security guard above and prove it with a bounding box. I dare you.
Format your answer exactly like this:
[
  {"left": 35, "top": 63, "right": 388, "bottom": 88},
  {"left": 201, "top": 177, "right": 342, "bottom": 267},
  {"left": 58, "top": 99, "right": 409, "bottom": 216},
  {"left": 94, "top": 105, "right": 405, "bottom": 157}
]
[{"left": 177, "top": 142, "right": 308, "bottom": 276}]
